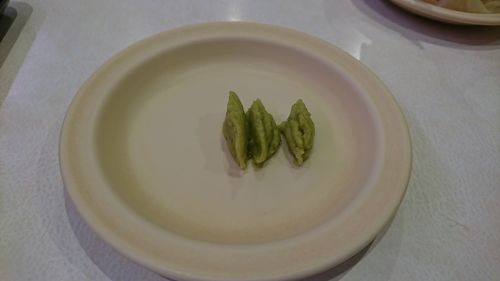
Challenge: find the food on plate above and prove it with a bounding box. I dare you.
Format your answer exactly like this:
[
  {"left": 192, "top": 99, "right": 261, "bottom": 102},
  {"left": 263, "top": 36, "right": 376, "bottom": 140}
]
[
  {"left": 247, "top": 99, "right": 281, "bottom": 166},
  {"left": 280, "top": 99, "right": 315, "bottom": 166},
  {"left": 223, "top": 91, "right": 249, "bottom": 169},
  {"left": 423, "top": 0, "right": 500, "bottom": 13},
  {"left": 223, "top": 92, "right": 315, "bottom": 169}
]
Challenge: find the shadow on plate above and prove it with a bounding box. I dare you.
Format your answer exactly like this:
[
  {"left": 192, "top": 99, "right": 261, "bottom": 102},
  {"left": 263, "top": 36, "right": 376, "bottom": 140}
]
[
  {"left": 351, "top": 0, "right": 500, "bottom": 49},
  {"left": 66, "top": 186, "right": 398, "bottom": 281}
]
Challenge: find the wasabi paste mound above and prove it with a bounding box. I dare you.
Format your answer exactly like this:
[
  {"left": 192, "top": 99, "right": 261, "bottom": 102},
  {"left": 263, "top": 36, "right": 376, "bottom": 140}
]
[
  {"left": 280, "top": 99, "right": 315, "bottom": 166},
  {"left": 223, "top": 91, "right": 248, "bottom": 169},
  {"left": 247, "top": 99, "right": 281, "bottom": 166},
  {"left": 223, "top": 93, "right": 315, "bottom": 170}
]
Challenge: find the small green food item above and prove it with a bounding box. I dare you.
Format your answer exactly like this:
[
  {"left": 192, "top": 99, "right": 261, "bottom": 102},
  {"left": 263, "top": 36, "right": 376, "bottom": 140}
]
[
  {"left": 280, "top": 99, "right": 315, "bottom": 166},
  {"left": 247, "top": 99, "right": 281, "bottom": 166},
  {"left": 223, "top": 91, "right": 248, "bottom": 169}
]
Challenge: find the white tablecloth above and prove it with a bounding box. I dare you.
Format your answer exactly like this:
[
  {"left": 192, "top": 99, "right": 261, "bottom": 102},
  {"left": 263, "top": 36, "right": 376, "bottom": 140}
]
[{"left": 1, "top": 1, "right": 499, "bottom": 280}]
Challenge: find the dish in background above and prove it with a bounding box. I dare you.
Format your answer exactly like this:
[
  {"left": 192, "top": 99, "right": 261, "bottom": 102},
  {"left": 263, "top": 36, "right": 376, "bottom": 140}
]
[
  {"left": 391, "top": 0, "right": 500, "bottom": 25},
  {"left": 424, "top": 0, "right": 500, "bottom": 13},
  {"left": 0, "top": 0, "right": 9, "bottom": 16}
]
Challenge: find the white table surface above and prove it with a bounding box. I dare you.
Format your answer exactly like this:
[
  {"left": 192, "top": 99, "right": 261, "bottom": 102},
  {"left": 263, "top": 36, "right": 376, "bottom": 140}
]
[{"left": 1, "top": 1, "right": 499, "bottom": 280}]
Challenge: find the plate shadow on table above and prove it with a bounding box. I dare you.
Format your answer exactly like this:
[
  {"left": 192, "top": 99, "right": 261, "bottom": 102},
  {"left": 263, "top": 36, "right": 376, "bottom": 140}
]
[
  {"left": 65, "top": 186, "right": 399, "bottom": 281},
  {"left": 297, "top": 213, "right": 399, "bottom": 281},
  {"left": 65, "top": 189, "right": 170, "bottom": 281},
  {"left": 0, "top": 2, "right": 33, "bottom": 105},
  {"left": 350, "top": 0, "right": 500, "bottom": 50},
  {"left": 295, "top": 244, "right": 371, "bottom": 281}
]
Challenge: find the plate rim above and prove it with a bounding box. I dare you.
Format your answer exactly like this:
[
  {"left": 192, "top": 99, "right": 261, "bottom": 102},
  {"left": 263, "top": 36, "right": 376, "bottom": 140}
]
[
  {"left": 59, "top": 21, "right": 412, "bottom": 281},
  {"left": 390, "top": 0, "right": 500, "bottom": 25}
]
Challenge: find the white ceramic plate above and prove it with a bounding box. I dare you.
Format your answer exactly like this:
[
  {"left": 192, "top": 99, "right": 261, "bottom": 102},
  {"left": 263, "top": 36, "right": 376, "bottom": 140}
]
[
  {"left": 60, "top": 22, "right": 411, "bottom": 281},
  {"left": 390, "top": 0, "right": 500, "bottom": 25}
]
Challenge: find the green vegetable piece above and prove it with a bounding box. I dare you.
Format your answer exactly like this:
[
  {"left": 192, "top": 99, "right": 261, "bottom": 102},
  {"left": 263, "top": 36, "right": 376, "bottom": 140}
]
[
  {"left": 280, "top": 99, "right": 315, "bottom": 166},
  {"left": 223, "top": 91, "right": 248, "bottom": 169},
  {"left": 247, "top": 99, "right": 281, "bottom": 166}
]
